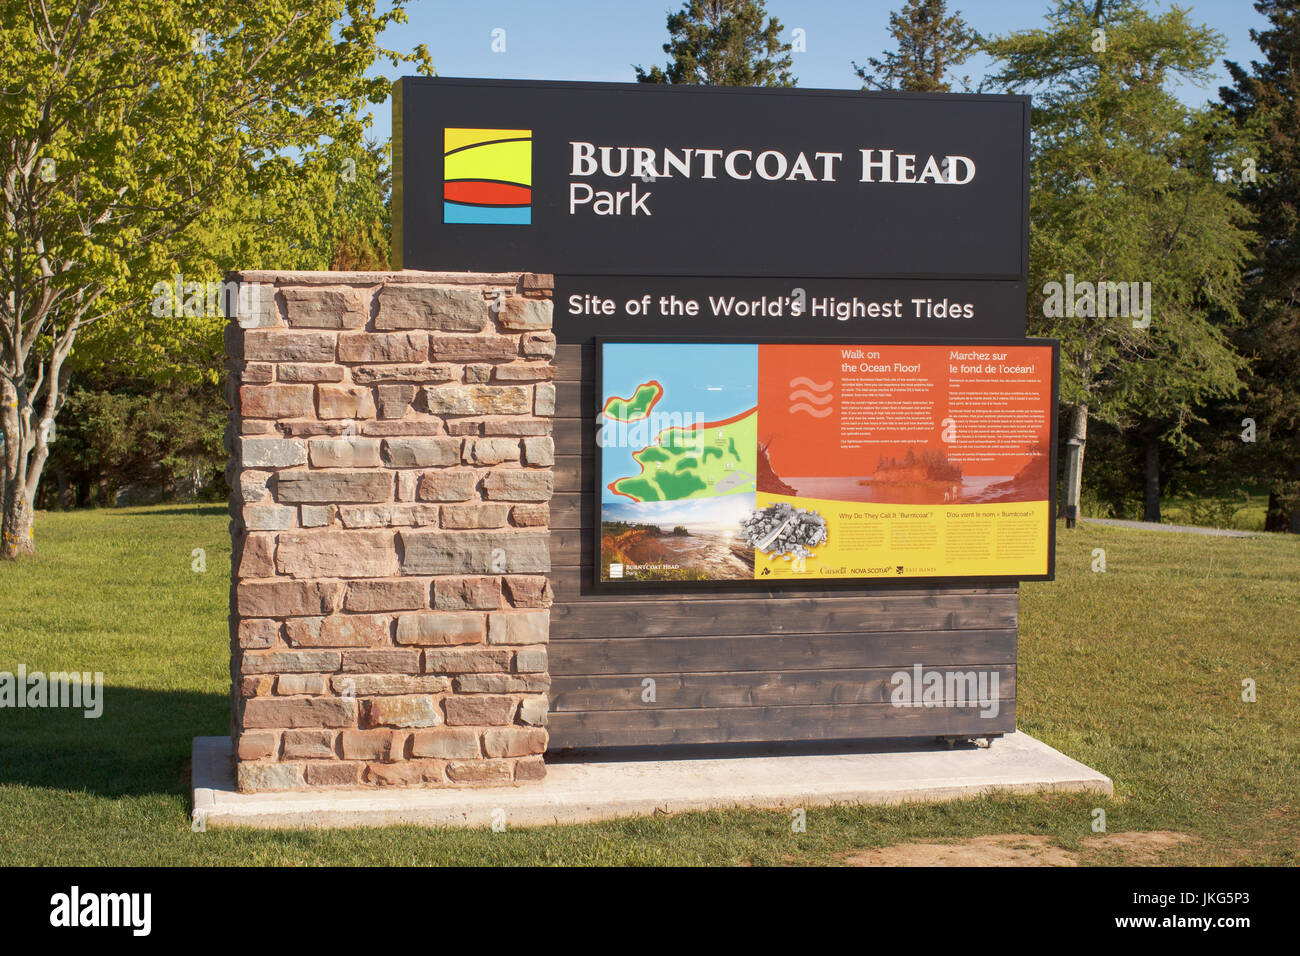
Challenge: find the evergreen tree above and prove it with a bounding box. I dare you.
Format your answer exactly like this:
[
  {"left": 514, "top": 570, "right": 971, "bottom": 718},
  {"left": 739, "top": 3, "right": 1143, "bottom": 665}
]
[
  {"left": 984, "top": 0, "right": 1253, "bottom": 523},
  {"left": 1220, "top": 0, "right": 1300, "bottom": 532},
  {"left": 854, "top": 0, "right": 981, "bottom": 92},
  {"left": 635, "top": 0, "right": 795, "bottom": 86}
]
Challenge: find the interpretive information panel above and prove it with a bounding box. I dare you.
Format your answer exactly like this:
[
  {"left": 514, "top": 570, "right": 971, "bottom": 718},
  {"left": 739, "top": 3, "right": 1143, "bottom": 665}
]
[{"left": 596, "top": 340, "right": 1058, "bottom": 586}]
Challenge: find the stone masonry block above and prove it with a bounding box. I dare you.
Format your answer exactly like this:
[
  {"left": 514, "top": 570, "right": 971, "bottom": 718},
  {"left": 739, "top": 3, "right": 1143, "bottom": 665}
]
[
  {"left": 317, "top": 384, "right": 376, "bottom": 420},
  {"left": 375, "top": 285, "right": 489, "bottom": 332},
  {"left": 242, "top": 697, "right": 356, "bottom": 729},
  {"left": 428, "top": 335, "right": 519, "bottom": 363},
  {"left": 399, "top": 530, "right": 550, "bottom": 575},
  {"left": 439, "top": 503, "right": 510, "bottom": 529},
  {"left": 364, "top": 695, "right": 443, "bottom": 729},
  {"left": 308, "top": 437, "right": 382, "bottom": 468},
  {"left": 443, "top": 695, "right": 517, "bottom": 726},
  {"left": 395, "top": 611, "right": 486, "bottom": 646},
  {"left": 409, "top": 728, "right": 481, "bottom": 759},
  {"left": 496, "top": 296, "right": 552, "bottom": 331},
  {"left": 433, "top": 576, "right": 503, "bottom": 610},
  {"left": 240, "top": 437, "right": 307, "bottom": 469},
  {"left": 276, "top": 470, "right": 393, "bottom": 503},
  {"left": 338, "top": 331, "right": 428, "bottom": 364},
  {"left": 243, "top": 329, "right": 336, "bottom": 363},
  {"left": 482, "top": 470, "right": 553, "bottom": 502},
  {"left": 237, "top": 580, "right": 343, "bottom": 617},
  {"left": 240, "top": 385, "right": 314, "bottom": 419},
  {"left": 424, "top": 384, "right": 530, "bottom": 416},
  {"left": 487, "top": 610, "right": 549, "bottom": 645},
  {"left": 275, "top": 530, "right": 398, "bottom": 579},
  {"left": 382, "top": 437, "right": 462, "bottom": 468},
  {"left": 415, "top": 470, "right": 478, "bottom": 502},
  {"left": 281, "top": 286, "right": 369, "bottom": 329}
]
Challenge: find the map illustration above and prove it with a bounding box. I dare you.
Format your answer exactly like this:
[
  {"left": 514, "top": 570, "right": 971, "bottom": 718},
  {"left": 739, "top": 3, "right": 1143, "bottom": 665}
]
[{"left": 600, "top": 343, "right": 758, "bottom": 581}]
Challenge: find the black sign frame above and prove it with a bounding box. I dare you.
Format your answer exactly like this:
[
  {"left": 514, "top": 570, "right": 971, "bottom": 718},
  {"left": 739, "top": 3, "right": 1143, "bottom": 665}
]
[{"left": 394, "top": 77, "right": 1032, "bottom": 284}]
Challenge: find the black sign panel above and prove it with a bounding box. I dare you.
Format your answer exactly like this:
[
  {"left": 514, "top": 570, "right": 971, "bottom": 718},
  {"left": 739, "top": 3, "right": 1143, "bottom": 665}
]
[
  {"left": 394, "top": 78, "right": 1030, "bottom": 281},
  {"left": 554, "top": 275, "right": 1026, "bottom": 342}
]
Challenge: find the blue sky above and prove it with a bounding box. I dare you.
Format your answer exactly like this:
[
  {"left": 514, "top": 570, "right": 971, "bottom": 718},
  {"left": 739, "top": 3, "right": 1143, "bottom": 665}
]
[{"left": 363, "top": 0, "right": 1271, "bottom": 143}]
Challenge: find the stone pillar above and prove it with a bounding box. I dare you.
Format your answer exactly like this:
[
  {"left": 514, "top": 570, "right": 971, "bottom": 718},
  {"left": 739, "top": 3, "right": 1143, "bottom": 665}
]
[{"left": 224, "top": 270, "right": 555, "bottom": 791}]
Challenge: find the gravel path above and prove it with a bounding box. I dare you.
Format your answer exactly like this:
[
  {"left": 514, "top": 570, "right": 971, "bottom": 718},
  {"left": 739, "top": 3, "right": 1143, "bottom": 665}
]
[{"left": 1079, "top": 517, "right": 1261, "bottom": 538}]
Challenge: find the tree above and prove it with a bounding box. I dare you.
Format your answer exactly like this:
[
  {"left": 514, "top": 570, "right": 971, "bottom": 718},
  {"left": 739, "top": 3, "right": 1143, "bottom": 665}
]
[
  {"left": 329, "top": 141, "right": 393, "bottom": 272},
  {"left": 854, "top": 0, "right": 981, "bottom": 92},
  {"left": 1221, "top": 0, "right": 1300, "bottom": 532},
  {"left": 45, "top": 376, "right": 226, "bottom": 508},
  {"left": 0, "top": 1, "right": 430, "bottom": 557},
  {"left": 635, "top": 0, "right": 795, "bottom": 87},
  {"left": 983, "top": 0, "right": 1253, "bottom": 523},
  {"left": 40, "top": 136, "right": 397, "bottom": 516}
]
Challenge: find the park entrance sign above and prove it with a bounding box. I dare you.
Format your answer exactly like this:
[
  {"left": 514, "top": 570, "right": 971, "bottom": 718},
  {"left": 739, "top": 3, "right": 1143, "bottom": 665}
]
[
  {"left": 393, "top": 77, "right": 1031, "bottom": 340},
  {"left": 394, "top": 77, "right": 1028, "bottom": 278},
  {"left": 389, "top": 77, "right": 1043, "bottom": 751}
]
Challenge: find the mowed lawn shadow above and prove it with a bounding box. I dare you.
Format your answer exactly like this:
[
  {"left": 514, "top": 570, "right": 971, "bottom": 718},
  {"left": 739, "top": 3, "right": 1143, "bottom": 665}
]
[{"left": 0, "top": 685, "right": 226, "bottom": 798}]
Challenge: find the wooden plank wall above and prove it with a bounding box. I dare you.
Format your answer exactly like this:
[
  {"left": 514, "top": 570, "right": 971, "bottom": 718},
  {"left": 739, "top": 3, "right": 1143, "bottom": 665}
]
[{"left": 547, "top": 343, "right": 1018, "bottom": 750}]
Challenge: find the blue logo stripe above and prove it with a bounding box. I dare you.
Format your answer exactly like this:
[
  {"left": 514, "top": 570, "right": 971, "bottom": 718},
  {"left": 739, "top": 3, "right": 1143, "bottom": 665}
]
[{"left": 444, "top": 202, "right": 531, "bottom": 225}]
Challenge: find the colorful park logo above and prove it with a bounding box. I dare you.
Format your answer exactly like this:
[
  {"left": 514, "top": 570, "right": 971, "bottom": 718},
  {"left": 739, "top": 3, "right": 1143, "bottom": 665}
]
[{"left": 443, "top": 128, "right": 532, "bottom": 225}]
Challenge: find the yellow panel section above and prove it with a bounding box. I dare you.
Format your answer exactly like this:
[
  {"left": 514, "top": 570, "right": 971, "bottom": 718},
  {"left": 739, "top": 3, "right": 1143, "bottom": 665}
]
[
  {"left": 444, "top": 138, "right": 532, "bottom": 186},
  {"left": 752, "top": 494, "right": 1050, "bottom": 580},
  {"left": 444, "top": 127, "right": 531, "bottom": 155}
]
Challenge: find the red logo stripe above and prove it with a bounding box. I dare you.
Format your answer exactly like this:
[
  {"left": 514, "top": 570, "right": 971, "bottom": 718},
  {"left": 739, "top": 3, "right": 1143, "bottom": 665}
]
[{"left": 444, "top": 180, "right": 531, "bottom": 207}]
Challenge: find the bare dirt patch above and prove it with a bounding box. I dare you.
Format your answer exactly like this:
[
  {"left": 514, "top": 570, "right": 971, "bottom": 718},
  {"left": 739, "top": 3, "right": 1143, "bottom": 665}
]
[
  {"left": 1081, "top": 830, "right": 1195, "bottom": 865},
  {"left": 843, "top": 831, "right": 1193, "bottom": 867}
]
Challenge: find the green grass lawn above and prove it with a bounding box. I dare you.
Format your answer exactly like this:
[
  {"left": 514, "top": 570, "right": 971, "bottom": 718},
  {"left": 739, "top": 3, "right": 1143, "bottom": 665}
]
[
  {"left": 1160, "top": 489, "right": 1271, "bottom": 532},
  {"left": 0, "top": 505, "right": 1296, "bottom": 865}
]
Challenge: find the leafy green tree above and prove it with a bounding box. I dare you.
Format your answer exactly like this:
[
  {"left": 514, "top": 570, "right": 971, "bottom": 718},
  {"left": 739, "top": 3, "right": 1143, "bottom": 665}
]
[
  {"left": 854, "top": 0, "right": 981, "bottom": 92},
  {"left": 0, "top": 1, "right": 429, "bottom": 557},
  {"left": 329, "top": 141, "right": 393, "bottom": 272},
  {"left": 983, "top": 0, "right": 1253, "bottom": 522},
  {"left": 635, "top": 0, "right": 795, "bottom": 86},
  {"left": 49, "top": 137, "right": 395, "bottom": 515},
  {"left": 1220, "top": 0, "right": 1300, "bottom": 532}
]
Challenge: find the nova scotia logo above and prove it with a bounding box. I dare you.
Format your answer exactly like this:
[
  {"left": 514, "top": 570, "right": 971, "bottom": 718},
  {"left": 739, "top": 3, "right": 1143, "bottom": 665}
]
[{"left": 443, "top": 127, "right": 532, "bottom": 225}]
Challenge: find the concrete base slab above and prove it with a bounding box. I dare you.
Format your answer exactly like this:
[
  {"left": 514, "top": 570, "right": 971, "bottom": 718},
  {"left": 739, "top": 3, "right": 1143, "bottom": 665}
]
[{"left": 192, "top": 732, "right": 1112, "bottom": 830}]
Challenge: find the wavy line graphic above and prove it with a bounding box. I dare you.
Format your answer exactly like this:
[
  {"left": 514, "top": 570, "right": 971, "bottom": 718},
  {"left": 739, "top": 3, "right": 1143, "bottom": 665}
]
[
  {"left": 789, "top": 403, "right": 833, "bottom": 418},
  {"left": 788, "top": 389, "right": 833, "bottom": 404},
  {"left": 789, "top": 377, "right": 831, "bottom": 391}
]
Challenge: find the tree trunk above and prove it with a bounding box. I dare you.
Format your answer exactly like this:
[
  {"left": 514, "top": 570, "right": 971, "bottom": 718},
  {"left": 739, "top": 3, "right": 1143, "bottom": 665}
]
[
  {"left": 1, "top": 460, "right": 36, "bottom": 559},
  {"left": 1, "top": 376, "right": 54, "bottom": 559},
  {"left": 55, "top": 466, "right": 72, "bottom": 511},
  {"left": 1, "top": 399, "right": 34, "bottom": 557},
  {"left": 1062, "top": 403, "right": 1088, "bottom": 518},
  {"left": 1264, "top": 491, "right": 1287, "bottom": 533},
  {"left": 1142, "top": 437, "right": 1161, "bottom": 523},
  {"left": 1291, "top": 462, "right": 1300, "bottom": 534}
]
